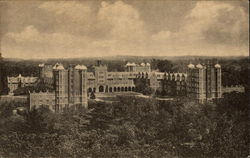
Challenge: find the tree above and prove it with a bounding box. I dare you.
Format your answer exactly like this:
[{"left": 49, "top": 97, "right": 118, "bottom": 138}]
[
  {"left": 142, "top": 87, "right": 154, "bottom": 95},
  {"left": 151, "top": 59, "right": 173, "bottom": 72}
]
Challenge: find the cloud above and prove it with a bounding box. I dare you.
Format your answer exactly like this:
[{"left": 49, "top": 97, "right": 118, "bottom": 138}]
[
  {"left": 185, "top": 1, "right": 249, "bottom": 46},
  {"left": 1, "top": 1, "right": 249, "bottom": 58},
  {"left": 150, "top": 1, "right": 249, "bottom": 56},
  {"left": 2, "top": 0, "right": 149, "bottom": 58},
  {"left": 3, "top": 25, "right": 92, "bottom": 58},
  {"left": 152, "top": 31, "right": 171, "bottom": 41},
  {"left": 39, "top": 1, "right": 92, "bottom": 16},
  {"left": 38, "top": 1, "right": 95, "bottom": 35},
  {"left": 97, "top": 1, "right": 148, "bottom": 41},
  {"left": 3, "top": 1, "right": 150, "bottom": 58}
]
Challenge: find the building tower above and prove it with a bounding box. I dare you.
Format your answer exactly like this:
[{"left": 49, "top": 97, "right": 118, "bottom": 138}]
[
  {"left": 187, "top": 62, "right": 222, "bottom": 103},
  {"left": 38, "top": 64, "right": 53, "bottom": 79},
  {"left": 214, "top": 63, "right": 222, "bottom": 98},
  {"left": 53, "top": 63, "right": 88, "bottom": 112},
  {"left": 94, "top": 60, "right": 108, "bottom": 92},
  {"left": 72, "top": 65, "right": 88, "bottom": 108},
  {"left": 53, "top": 63, "right": 68, "bottom": 112}
]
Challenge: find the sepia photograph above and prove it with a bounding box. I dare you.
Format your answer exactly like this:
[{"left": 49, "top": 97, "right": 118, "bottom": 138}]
[{"left": 0, "top": 0, "right": 249, "bottom": 157}]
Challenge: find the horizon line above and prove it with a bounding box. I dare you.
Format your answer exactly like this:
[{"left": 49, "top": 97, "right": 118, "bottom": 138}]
[{"left": 2, "top": 54, "right": 249, "bottom": 60}]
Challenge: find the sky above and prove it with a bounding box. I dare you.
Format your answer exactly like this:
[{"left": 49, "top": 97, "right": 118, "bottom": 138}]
[{"left": 0, "top": 0, "right": 249, "bottom": 59}]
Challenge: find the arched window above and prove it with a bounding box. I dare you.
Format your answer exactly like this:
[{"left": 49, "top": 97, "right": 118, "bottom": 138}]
[
  {"left": 99, "top": 85, "right": 104, "bottom": 92},
  {"left": 132, "top": 87, "right": 135, "bottom": 91},
  {"left": 88, "top": 88, "right": 92, "bottom": 93},
  {"left": 128, "top": 87, "right": 131, "bottom": 91}
]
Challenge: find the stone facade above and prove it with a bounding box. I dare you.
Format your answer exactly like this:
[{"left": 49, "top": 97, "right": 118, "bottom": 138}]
[
  {"left": 125, "top": 62, "right": 151, "bottom": 72},
  {"left": 135, "top": 71, "right": 187, "bottom": 96},
  {"left": 86, "top": 61, "right": 187, "bottom": 96},
  {"left": 38, "top": 61, "right": 187, "bottom": 95},
  {"left": 36, "top": 61, "right": 222, "bottom": 105},
  {"left": 29, "top": 91, "right": 55, "bottom": 111},
  {"left": 87, "top": 62, "right": 137, "bottom": 93},
  {"left": 53, "top": 63, "right": 88, "bottom": 112},
  {"left": 7, "top": 74, "right": 38, "bottom": 95},
  {"left": 187, "top": 63, "right": 222, "bottom": 103},
  {"left": 38, "top": 64, "right": 54, "bottom": 85},
  {"left": 30, "top": 64, "right": 88, "bottom": 112}
]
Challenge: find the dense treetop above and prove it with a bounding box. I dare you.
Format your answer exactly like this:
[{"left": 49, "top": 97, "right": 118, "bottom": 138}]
[{"left": 0, "top": 91, "right": 248, "bottom": 157}]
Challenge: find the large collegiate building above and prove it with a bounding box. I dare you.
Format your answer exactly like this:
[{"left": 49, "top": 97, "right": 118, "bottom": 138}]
[{"left": 30, "top": 60, "right": 222, "bottom": 111}]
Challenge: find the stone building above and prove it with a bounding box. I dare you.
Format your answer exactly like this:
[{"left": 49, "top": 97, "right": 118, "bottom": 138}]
[
  {"left": 187, "top": 63, "right": 222, "bottom": 103},
  {"left": 29, "top": 63, "right": 88, "bottom": 112},
  {"left": 38, "top": 64, "right": 53, "bottom": 84},
  {"left": 35, "top": 60, "right": 222, "bottom": 105},
  {"left": 86, "top": 61, "right": 187, "bottom": 96},
  {"left": 125, "top": 62, "right": 151, "bottom": 72},
  {"left": 29, "top": 91, "right": 55, "bottom": 111},
  {"left": 135, "top": 71, "right": 187, "bottom": 96},
  {"left": 86, "top": 61, "right": 137, "bottom": 93},
  {"left": 7, "top": 74, "right": 38, "bottom": 95},
  {"left": 53, "top": 63, "right": 88, "bottom": 112}
]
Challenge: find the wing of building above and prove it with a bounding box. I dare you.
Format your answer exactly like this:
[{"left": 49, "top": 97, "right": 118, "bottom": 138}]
[{"left": 7, "top": 74, "right": 38, "bottom": 95}]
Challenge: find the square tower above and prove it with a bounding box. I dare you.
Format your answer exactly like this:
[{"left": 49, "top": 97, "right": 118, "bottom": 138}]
[
  {"left": 53, "top": 64, "right": 88, "bottom": 112},
  {"left": 187, "top": 63, "right": 222, "bottom": 103}
]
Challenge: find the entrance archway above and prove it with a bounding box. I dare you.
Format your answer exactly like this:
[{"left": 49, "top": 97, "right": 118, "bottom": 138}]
[
  {"left": 99, "top": 85, "right": 104, "bottom": 92},
  {"left": 109, "top": 87, "right": 112, "bottom": 92},
  {"left": 114, "top": 87, "right": 117, "bottom": 92},
  {"left": 132, "top": 87, "right": 135, "bottom": 91}
]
